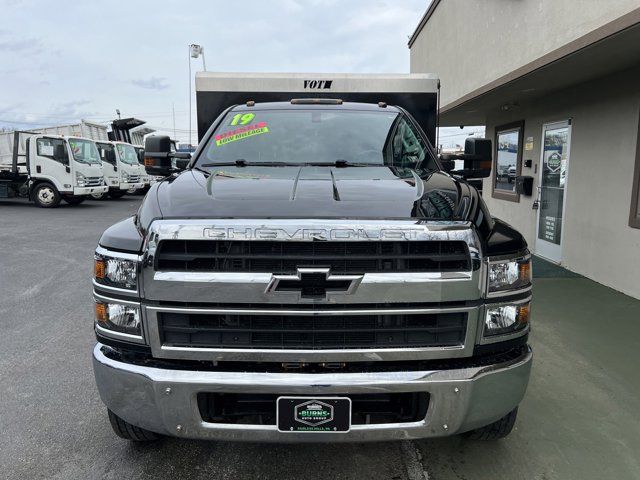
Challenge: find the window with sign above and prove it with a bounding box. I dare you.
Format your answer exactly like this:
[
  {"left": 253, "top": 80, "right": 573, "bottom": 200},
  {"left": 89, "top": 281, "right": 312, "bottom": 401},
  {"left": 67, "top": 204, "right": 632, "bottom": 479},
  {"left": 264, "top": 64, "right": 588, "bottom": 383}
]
[
  {"left": 36, "top": 137, "right": 68, "bottom": 164},
  {"left": 492, "top": 121, "right": 523, "bottom": 202}
]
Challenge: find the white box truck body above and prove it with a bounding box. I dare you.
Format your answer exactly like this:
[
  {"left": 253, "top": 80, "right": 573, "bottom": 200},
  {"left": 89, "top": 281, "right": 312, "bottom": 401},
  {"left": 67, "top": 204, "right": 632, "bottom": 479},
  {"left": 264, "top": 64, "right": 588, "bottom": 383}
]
[{"left": 38, "top": 120, "right": 110, "bottom": 142}]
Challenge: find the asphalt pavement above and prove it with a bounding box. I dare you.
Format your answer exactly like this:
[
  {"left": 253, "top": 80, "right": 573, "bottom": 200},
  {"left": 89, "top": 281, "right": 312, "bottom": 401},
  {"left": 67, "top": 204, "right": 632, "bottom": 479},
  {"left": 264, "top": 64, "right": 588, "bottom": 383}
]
[{"left": 1, "top": 195, "right": 639, "bottom": 480}]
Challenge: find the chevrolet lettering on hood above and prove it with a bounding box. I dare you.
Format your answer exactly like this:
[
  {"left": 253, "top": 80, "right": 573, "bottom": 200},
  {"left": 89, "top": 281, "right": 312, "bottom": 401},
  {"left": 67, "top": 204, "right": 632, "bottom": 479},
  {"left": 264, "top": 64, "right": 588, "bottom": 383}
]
[{"left": 202, "top": 226, "right": 421, "bottom": 240}]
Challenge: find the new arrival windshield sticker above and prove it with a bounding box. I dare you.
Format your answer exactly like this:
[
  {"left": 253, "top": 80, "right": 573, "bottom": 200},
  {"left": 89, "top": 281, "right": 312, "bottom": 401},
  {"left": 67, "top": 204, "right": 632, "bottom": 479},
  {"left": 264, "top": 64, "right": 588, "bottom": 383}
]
[{"left": 215, "top": 122, "right": 269, "bottom": 146}]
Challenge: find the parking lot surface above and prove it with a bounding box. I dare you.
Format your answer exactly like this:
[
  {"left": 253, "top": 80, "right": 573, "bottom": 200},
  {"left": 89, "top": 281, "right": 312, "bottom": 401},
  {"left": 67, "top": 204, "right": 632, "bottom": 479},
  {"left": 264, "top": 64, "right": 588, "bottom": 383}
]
[{"left": 1, "top": 196, "right": 639, "bottom": 479}]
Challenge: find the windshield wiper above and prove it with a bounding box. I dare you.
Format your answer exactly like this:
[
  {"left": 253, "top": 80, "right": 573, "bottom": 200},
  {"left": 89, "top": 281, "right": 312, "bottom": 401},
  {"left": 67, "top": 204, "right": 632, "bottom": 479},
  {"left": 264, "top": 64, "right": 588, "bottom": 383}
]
[
  {"left": 200, "top": 160, "right": 300, "bottom": 168},
  {"left": 304, "top": 160, "right": 372, "bottom": 168},
  {"left": 199, "top": 160, "right": 374, "bottom": 169}
]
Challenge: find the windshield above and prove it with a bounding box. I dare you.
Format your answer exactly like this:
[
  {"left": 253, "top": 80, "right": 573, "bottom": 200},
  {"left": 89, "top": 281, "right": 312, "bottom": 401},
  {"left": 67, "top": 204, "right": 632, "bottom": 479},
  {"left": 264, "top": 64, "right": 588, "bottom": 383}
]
[
  {"left": 198, "top": 109, "right": 437, "bottom": 171},
  {"left": 115, "top": 143, "right": 140, "bottom": 165},
  {"left": 68, "top": 138, "right": 101, "bottom": 165}
]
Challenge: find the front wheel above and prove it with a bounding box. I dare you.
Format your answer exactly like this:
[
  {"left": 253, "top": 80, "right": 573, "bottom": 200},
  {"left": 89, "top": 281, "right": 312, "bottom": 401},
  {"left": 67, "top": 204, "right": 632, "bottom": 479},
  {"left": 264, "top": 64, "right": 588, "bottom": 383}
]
[
  {"left": 109, "top": 190, "right": 127, "bottom": 199},
  {"left": 33, "top": 183, "right": 61, "bottom": 208},
  {"left": 464, "top": 407, "right": 518, "bottom": 440},
  {"left": 62, "top": 195, "right": 86, "bottom": 205},
  {"left": 108, "top": 410, "right": 160, "bottom": 442},
  {"left": 90, "top": 191, "right": 109, "bottom": 201}
]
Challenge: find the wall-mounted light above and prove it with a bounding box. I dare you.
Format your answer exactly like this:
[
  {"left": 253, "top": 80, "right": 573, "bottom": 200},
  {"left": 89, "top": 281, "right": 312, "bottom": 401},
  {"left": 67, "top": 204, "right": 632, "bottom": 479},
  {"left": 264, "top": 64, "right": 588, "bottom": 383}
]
[{"left": 500, "top": 102, "right": 520, "bottom": 111}]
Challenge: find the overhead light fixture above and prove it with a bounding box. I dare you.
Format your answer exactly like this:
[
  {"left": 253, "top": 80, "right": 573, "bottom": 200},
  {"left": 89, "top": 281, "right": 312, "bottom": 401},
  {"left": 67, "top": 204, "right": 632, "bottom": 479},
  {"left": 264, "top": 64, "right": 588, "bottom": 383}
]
[
  {"left": 500, "top": 102, "right": 520, "bottom": 111},
  {"left": 190, "top": 44, "right": 203, "bottom": 59}
]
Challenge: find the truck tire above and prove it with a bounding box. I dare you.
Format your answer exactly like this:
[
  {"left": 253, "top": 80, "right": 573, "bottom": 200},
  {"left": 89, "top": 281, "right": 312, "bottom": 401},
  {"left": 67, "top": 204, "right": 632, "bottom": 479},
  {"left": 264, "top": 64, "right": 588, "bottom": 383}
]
[
  {"left": 62, "top": 195, "right": 86, "bottom": 205},
  {"left": 90, "top": 191, "right": 109, "bottom": 200},
  {"left": 109, "top": 190, "right": 127, "bottom": 199},
  {"left": 464, "top": 407, "right": 518, "bottom": 440},
  {"left": 107, "top": 410, "right": 160, "bottom": 442},
  {"left": 33, "top": 183, "right": 61, "bottom": 208}
]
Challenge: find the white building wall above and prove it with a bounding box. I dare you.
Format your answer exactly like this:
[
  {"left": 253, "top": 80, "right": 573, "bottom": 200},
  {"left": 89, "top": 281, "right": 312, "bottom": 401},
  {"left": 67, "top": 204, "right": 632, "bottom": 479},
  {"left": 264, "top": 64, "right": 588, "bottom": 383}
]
[
  {"left": 482, "top": 68, "right": 640, "bottom": 298},
  {"left": 410, "top": 0, "right": 640, "bottom": 106}
]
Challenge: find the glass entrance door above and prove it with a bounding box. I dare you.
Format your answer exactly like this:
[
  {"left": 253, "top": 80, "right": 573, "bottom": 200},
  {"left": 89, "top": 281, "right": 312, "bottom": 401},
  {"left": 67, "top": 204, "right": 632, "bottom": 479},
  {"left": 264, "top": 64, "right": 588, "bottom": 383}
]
[{"left": 536, "top": 121, "right": 571, "bottom": 263}]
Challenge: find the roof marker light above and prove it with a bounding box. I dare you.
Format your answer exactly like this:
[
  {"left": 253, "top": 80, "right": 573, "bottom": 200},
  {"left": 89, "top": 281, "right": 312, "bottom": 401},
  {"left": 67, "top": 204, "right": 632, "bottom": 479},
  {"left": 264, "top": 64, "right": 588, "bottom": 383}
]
[{"left": 290, "top": 98, "right": 343, "bottom": 105}]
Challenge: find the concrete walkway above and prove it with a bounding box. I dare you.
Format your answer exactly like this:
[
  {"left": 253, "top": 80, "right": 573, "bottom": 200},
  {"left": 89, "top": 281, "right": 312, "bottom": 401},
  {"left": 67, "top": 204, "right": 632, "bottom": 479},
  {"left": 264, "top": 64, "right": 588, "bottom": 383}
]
[{"left": 414, "top": 266, "right": 640, "bottom": 479}]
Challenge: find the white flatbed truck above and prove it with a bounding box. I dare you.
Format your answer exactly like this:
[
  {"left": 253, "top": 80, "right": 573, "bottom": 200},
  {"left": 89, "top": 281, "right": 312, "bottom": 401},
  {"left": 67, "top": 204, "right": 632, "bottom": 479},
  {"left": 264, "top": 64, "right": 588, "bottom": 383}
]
[{"left": 0, "top": 130, "right": 108, "bottom": 207}]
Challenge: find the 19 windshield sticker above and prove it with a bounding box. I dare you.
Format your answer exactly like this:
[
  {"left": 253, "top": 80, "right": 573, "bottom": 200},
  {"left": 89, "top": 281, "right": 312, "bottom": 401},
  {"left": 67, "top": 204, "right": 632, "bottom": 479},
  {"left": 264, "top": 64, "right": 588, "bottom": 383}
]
[{"left": 215, "top": 121, "right": 269, "bottom": 146}]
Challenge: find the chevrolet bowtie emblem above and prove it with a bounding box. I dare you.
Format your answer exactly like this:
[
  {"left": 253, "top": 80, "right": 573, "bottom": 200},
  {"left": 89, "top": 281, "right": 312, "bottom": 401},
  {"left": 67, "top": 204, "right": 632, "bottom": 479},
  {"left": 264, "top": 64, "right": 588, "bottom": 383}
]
[{"left": 265, "top": 268, "right": 363, "bottom": 301}]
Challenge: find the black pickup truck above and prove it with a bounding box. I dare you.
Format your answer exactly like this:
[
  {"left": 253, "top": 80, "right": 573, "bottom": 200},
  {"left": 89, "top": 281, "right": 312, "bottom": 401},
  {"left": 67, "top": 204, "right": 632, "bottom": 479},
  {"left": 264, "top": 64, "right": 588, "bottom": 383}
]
[{"left": 92, "top": 78, "right": 532, "bottom": 442}]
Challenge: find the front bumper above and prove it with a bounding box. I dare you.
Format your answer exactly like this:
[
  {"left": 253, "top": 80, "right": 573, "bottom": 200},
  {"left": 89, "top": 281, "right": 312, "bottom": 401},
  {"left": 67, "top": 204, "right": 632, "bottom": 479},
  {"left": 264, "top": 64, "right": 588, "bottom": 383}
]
[
  {"left": 93, "top": 343, "right": 532, "bottom": 442},
  {"left": 119, "top": 182, "right": 145, "bottom": 190},
  {"left": 74, "top": 185, "right": 108, "bottom": 195}
]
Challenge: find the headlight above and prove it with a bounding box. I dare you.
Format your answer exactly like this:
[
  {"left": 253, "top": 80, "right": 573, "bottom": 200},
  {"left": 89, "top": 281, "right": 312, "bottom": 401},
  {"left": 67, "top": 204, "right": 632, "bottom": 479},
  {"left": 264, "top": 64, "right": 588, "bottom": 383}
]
[
  {"left": 94, "top": 252, "right": 138, "bottom": 290},
  {"left": 76, "top": 172, "right": 87, "bottom": 187},
  {"left": 95, "top": 301, "right": 141, "bottom": 336},
  {"left": 488, "top": 256, "right": 531, "bottom": 293},
  {"left": 484, "top": 302, "right": 530, "bottom": 337},
  {"left": 122, "top": 171, "right": 130, "bottom": 182}
]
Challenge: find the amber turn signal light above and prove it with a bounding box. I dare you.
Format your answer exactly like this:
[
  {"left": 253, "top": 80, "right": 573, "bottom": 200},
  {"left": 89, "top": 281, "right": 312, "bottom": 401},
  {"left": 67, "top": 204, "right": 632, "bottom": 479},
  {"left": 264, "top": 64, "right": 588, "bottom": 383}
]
[
  {"left": 95, "top": 302, "right": 108, "bottom": 324},
  {"left": 518, "top": 261, "right": 531, "bottom": 283},
  {"left": 144, "top": 157, "right": 155, "bottom": 166},
  {"left": 517, "top": 304, "right": 530, "bottom": 325},
  {"left": 94, "top": 258, "right": 105, "bottom": 279}
]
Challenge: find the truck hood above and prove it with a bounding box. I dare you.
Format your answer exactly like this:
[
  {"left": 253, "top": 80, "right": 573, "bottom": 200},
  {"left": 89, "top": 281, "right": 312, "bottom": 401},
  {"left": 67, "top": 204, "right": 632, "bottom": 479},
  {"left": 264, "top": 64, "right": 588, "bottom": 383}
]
[{"left": 152, "top": 166, "right": 473, "bottom": 221}]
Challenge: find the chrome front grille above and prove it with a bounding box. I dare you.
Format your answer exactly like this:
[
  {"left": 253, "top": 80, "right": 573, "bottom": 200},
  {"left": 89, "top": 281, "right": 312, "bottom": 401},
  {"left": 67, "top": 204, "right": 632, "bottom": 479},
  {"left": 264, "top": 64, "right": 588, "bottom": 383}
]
[
  {"left": 127, "top": 175, "right": 141, "bottom": 183},
  {"left": 86, "top": 176, "right": 103, "bottom": 186},
  {"left": 142, "top": 219, "right": 484, "bottom": 361}
]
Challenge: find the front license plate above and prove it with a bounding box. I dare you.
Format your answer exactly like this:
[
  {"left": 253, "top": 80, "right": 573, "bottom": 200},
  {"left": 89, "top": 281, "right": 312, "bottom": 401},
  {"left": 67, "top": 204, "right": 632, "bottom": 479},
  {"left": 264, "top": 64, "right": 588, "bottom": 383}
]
[{"left": 277, "top": 397, "right": 351, "bottom": 433}]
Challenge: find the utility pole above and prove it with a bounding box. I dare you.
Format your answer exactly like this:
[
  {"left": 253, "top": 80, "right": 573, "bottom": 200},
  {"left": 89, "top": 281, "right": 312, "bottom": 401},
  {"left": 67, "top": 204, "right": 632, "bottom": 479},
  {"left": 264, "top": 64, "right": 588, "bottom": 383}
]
[
  {"left": 188, "top": 44, "right": 206, "bottom": 147},
  {"left": 172, "top": 103, "right": 176, "bottom": 140},
  {"left": 188, "top": 46, "right": 192, "bottom": 146}
]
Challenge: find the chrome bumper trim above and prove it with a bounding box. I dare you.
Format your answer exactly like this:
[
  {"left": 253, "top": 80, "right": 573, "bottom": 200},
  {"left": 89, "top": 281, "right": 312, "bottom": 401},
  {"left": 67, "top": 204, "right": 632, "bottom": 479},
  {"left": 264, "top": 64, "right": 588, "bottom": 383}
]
[
  {"left": 93, "top": 343, "right": 532, "bottom": 442},
  {"left": 145, "top": 270, "right": 480, "bottom": 304}
]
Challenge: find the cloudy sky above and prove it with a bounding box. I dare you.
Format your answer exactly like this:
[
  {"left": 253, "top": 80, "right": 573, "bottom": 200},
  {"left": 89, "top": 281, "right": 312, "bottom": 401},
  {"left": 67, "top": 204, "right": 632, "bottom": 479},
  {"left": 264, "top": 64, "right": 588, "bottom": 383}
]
[{"left": 0, "top": 0, "right": 479, "bottom": 147}]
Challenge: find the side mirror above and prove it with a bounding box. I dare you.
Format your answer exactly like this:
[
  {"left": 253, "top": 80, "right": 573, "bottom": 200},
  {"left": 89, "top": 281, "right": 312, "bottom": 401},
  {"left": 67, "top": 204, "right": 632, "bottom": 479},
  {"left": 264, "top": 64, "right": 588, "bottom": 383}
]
[
  {"left": 440, "top": 138, "right": 492, "bottom": 179},
  {"left": 144, "top": 136, "right": 188, "bottom": 176}
]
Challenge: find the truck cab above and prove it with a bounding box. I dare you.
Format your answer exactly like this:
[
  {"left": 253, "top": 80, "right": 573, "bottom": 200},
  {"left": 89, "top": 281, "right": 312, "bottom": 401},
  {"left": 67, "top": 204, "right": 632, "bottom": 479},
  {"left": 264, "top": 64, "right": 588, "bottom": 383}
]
[
  {"left": 0, "top": 132, "right": 107, "bottom": 207},
  {"left": 94, "top": 141, "right": 146, "bottom": 199}
]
